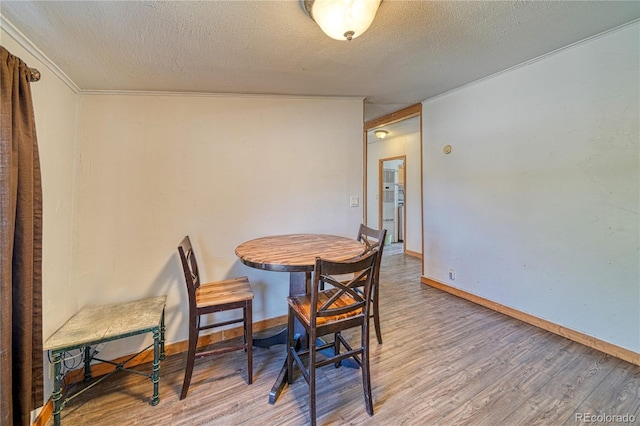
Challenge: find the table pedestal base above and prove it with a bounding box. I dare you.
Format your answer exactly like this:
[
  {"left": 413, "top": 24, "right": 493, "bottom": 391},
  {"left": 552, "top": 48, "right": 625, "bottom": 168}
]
[{"left": 253, "top": 327, "right": 287, "bottom": 349}]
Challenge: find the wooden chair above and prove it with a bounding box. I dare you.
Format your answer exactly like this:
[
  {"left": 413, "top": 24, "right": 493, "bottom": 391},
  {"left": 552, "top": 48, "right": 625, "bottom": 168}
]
[
  {"left": 177, "top": 235, "right": 253, "bottom": 400},
  {"left": 356, "top": 224, "right": 387, "bottom": 344},
  {"left": 286, "top": 250, "right": 379, "bottom": 426}
]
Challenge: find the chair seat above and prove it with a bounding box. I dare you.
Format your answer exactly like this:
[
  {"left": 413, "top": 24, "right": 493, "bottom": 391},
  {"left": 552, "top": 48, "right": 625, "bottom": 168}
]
[
  {"left": 287, "top": 288, "right": 362, "bottom": 326},
  {"left": 196, "top": 276, "right": 253, "bottom": 308}
]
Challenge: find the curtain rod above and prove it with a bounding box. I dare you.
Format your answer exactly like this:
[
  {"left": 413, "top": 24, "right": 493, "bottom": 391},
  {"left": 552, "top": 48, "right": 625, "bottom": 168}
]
[{"left": 29, "top": 67, "right": 41, "bottom": 82}]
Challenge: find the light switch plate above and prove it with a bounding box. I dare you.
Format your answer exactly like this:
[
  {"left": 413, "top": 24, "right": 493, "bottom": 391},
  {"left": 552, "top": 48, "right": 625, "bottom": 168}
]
[{"left": 350, "top": 196, "right": 359, "bottom": 207}]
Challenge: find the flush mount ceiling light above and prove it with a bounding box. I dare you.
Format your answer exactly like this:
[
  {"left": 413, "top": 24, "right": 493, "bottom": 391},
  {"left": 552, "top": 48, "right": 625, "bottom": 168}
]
[
  {"left": 302, "top": 0, "right": 382, "bottom": 41},
  {"left": 375, "top": 130, "right": 388, "bottom": 140}
]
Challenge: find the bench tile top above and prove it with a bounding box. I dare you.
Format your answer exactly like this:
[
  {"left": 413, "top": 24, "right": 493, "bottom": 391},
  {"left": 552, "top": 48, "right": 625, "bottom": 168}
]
[{"left": 44, "top": 295, "right": 167, "bottom": 352}]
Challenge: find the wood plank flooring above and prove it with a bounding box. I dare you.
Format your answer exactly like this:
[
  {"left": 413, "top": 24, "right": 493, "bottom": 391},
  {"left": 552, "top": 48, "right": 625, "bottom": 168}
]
[{"left": 46, "top": 248, "right": 640, "bottom": 425}]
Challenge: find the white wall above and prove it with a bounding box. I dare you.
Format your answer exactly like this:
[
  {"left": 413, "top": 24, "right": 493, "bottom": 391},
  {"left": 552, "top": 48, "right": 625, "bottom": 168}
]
[
  {"left": 73, "top": 94, "right": 364, "bottom": 358},
  {"left": 367, "top": 130, "right": 421, "bottom": 253},
  {"left": 422, "top": 23, "right": 639, "bottom": 352},
  {"left": 1, "top": 27, "right": 79, "bottom": 409}
]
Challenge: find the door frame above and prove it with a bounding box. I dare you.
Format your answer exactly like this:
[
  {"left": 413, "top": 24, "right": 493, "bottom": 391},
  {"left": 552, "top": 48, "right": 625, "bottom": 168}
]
[{"left": 363, "top": 103, "right": 423, "bottom": 272}]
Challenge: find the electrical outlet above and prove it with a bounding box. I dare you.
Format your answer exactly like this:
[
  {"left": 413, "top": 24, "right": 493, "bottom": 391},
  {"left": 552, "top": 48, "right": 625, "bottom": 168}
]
[{"left": 449, "top": 268, "right": 456, "bottom": 280}]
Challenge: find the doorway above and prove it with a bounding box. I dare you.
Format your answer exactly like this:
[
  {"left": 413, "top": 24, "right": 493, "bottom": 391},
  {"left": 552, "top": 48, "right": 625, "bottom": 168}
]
[
  {"left": 379, "top": 156, "right": 406, "bottom": 248},
  {"left": 363, "top": 103, "right": 422, "bottom": 264}
]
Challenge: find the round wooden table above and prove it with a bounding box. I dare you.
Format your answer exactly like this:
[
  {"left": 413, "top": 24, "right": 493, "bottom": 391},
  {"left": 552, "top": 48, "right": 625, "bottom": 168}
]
[
  {"left": 235, "top": 233, "right": 366, "bottom": 273},
  {"left": 235, "top": 233, "right": 366, "bottom": 404}
]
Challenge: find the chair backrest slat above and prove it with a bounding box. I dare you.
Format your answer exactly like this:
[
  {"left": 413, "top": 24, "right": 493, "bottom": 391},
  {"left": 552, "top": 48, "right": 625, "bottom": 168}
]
[
  {"left": 312, "top": 250, "right": 378, "bottom": 322},
  {"left": 178, "top": 236, "right": 200, "bottom": 303},
  {"left": 356, "top": 224, "right": 386, "bottom": 284}
]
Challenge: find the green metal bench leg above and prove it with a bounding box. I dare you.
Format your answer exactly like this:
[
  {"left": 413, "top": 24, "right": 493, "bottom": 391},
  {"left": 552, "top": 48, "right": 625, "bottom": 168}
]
[
  {"left": 84, "top": 345, "right": 92, "bottom": 382},
  {"left": 52, "top": 351, "right": 63, "bottom": 426},
  {"left": 160, "top": 308, "right": 166, "bottom": 361},
  {"left": 151, "top": 326, "right": 160, "bottom": 406}
]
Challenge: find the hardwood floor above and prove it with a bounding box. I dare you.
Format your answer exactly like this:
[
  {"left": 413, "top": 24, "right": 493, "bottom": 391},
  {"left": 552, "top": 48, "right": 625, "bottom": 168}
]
[{"left": 46, "top": 251, "right": 640, "bottom": 425}]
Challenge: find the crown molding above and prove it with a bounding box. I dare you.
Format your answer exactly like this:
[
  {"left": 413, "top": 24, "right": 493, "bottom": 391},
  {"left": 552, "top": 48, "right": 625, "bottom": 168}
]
[
  {"left": 1, "top": 14, "right": 80, "bottom": 93},
  {"left": 78, "top": 90, "right": 363, "bottom": 102},
  {"left": 1, "top": 13, "right": 362, "bottom": 102},
  {"left": 424, "top": 19, "right": 640, "bottom": 105},
  {"left": 3, "top": 12, "right": 636, "bottom": 103}
]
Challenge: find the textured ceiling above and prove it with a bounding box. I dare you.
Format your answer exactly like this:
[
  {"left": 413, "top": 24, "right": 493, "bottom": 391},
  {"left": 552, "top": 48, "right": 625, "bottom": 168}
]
[{"left": 1, "top": 1, "right": 638, "bottom": 121}]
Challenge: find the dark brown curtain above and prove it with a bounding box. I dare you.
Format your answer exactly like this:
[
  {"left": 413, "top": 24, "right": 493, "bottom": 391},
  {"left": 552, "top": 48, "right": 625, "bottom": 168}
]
[{"left": 1, "top": 46, "right": 44, "bottom": 426}]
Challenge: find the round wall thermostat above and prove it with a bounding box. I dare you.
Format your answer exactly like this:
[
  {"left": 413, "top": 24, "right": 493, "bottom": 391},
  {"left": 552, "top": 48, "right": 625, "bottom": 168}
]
[{"left": 443, "top": 145, "right": 452, "bottom": 154}]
